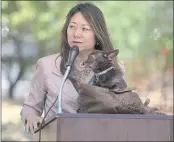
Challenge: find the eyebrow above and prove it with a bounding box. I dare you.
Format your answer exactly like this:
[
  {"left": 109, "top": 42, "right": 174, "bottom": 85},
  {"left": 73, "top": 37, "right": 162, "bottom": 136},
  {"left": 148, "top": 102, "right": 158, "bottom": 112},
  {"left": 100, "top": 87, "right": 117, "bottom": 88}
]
[{"left": 69, "top": 22, "right": 92, "bottom": 27}]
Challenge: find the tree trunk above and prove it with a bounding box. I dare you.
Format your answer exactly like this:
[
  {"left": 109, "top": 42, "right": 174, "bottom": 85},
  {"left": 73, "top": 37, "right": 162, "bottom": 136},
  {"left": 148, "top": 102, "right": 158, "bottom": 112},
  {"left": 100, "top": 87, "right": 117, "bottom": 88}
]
[
  {"left": 8, "top": 85, "right": 15, "bottom": 99},
  {"left": 7, "top": 67, "right": 24, "bottom": 99}
]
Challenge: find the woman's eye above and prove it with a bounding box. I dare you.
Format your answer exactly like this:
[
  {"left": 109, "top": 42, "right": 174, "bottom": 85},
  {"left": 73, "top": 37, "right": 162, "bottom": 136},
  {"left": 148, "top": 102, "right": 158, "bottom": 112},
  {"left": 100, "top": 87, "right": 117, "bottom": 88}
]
[
  {"left": 69, "top": 25, "right": 75, "bottom": 29},
  {"left": 82, "top": 28, "right": 89, "bottom": 31}
]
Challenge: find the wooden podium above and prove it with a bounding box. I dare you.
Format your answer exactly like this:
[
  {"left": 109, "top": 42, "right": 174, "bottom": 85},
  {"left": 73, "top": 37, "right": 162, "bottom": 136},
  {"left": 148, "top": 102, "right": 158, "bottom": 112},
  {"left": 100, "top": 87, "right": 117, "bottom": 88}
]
[{"left": 33, "top": 113, "right": 173, "bottom": 141}]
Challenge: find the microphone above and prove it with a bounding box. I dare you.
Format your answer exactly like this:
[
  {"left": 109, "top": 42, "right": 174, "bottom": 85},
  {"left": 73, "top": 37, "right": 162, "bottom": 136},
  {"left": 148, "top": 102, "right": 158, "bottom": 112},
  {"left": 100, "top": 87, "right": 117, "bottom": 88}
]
[
  {"left": 57, "top": 45, "right": 79, "bottom": 113},
  {"left": 65, "top": 45, "right": 79, "bottom": 69}
]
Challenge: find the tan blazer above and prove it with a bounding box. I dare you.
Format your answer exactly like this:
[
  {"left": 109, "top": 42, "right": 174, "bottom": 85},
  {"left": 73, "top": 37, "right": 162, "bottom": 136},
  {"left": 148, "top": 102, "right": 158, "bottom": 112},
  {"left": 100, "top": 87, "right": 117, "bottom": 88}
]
[{"left": 20, "top": 53, "right": 79, "bottom": 121}]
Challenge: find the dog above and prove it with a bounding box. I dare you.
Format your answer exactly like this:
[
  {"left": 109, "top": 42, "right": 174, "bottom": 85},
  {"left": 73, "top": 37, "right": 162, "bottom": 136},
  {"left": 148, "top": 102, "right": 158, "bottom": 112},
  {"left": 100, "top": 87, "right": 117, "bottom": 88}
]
[{"left": 77, "top": 49, "right": 165, "bottom": 115}]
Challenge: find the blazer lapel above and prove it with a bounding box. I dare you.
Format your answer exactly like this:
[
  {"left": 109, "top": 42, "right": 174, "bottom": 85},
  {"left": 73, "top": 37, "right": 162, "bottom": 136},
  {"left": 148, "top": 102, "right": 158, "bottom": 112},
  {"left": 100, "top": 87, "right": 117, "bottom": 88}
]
[
  {"left": 51, "top": 54, "right": 79, "bottom": 103},
  {"left": 52, "top": 54, "right": 63, "bottom": 77}
]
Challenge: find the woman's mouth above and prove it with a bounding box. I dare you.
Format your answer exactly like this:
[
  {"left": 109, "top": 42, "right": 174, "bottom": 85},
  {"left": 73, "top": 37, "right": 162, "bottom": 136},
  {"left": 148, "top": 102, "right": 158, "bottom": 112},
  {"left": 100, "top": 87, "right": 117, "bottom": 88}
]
[{"left": 72, "top": 41, "right": 83, "bottom": 44}]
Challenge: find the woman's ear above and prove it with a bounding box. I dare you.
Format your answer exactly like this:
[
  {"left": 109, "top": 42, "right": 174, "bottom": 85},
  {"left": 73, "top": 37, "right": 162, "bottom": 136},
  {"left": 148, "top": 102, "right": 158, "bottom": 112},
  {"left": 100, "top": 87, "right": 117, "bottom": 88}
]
[{"left": 107, "top": 49, "right": 119, "bottom": 60}]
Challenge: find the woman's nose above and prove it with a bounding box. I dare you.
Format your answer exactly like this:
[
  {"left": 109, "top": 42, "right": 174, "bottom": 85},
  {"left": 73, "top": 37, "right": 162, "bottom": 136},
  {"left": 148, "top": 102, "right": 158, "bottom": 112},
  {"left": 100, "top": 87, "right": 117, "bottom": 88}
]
[{"left": 73, "top": 28, "right": 82, "bottom": 38}]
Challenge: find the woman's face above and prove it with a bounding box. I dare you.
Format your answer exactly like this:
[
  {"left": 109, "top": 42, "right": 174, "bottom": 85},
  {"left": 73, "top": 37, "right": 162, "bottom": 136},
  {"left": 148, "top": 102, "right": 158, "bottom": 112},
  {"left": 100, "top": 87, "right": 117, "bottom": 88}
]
[{"left": 67, "top": 12, "right": 96, "bottom": 53}]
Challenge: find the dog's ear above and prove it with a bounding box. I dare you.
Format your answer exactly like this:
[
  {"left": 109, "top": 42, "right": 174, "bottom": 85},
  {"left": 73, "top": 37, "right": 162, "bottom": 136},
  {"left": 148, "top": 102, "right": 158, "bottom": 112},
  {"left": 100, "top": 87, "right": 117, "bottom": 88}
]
[{"left": 107, "top": 49, "right": 119, "bottom": 60}]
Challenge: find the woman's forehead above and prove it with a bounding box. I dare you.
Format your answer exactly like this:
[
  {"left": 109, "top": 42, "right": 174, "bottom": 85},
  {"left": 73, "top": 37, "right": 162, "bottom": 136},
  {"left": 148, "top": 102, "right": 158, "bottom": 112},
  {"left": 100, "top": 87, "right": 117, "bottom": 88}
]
[
  {"left": 69, "top": 22, "right": 91, "bottom": 27},
  {"left": 69, "top": 12, "right": 93, "bottom": 27}
]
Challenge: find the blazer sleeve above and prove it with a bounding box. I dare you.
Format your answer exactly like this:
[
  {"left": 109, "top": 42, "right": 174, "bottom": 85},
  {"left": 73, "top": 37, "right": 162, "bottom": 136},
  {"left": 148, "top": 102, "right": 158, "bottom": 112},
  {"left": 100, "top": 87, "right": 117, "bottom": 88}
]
[{"left": 20, "top": 59, "right": 47, "bottom": 122}]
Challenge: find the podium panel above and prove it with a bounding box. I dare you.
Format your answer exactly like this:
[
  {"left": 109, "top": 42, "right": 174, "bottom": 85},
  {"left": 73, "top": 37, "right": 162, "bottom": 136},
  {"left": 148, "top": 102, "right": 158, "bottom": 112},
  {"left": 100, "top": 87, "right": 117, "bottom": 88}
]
[{"left": 33, "top": 113, "right": 173, "bottom": 141}]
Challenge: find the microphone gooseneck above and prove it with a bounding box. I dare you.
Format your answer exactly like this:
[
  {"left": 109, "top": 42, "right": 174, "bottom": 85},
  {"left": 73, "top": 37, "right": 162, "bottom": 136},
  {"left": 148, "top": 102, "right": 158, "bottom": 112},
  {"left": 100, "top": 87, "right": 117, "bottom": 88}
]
[{"left": 58, "top": 45, "right": 79, "bottom": 113}]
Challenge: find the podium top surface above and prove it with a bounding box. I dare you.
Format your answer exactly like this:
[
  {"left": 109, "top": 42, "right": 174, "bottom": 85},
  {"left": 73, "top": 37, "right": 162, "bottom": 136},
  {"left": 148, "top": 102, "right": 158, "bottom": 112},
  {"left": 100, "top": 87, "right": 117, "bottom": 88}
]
[{"left": 55, "top": 113, "right": 173, "bottom": 119}]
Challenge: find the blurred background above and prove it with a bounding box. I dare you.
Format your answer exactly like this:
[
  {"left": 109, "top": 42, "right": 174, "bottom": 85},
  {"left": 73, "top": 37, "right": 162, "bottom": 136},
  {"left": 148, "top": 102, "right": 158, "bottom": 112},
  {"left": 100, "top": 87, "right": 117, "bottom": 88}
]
[{"left": 1, "top": 1, "right": 173, "bottom": 141}]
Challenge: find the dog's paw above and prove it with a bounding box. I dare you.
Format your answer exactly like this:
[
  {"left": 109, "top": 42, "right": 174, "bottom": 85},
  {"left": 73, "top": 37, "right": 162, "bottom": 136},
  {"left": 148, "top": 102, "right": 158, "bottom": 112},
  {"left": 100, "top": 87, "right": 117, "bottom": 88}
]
[{"left": 144, "top": 98, "right": 150, "bottom": 106}]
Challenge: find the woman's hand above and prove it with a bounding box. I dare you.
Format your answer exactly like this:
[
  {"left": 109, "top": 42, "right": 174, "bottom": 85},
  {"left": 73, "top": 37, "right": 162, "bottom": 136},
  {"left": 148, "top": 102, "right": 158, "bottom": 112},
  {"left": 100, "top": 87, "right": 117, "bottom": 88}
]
[{"left": 25, "top": 114, "right": 43, "bottom": 134}]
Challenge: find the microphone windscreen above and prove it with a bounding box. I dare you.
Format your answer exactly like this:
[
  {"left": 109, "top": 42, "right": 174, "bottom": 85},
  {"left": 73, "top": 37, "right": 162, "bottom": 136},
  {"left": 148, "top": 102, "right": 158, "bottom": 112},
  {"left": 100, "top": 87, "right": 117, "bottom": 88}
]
[{"left": 65, "top": 45, "right": 79, "bottom": 68}]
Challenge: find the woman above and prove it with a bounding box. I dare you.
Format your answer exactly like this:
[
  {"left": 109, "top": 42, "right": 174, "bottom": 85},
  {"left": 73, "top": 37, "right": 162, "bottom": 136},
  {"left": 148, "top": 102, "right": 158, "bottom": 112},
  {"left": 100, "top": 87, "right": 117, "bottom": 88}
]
[{"left": 21, "top": 2, "right": 124, "bottom": 134}]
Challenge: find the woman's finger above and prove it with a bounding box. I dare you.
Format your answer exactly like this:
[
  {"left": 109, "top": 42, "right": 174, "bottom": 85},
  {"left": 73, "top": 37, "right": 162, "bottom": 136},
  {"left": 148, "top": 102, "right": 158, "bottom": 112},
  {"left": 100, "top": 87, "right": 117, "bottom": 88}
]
[
  {"left": 36, "top": 117, "right": 43, "bottom": 127},
  {"left": 39, "top": 118, "right": 43, "bottom": 124},
  {"left": 29, "top": 122, "right": 34, "bottom": 134},
  {"left": 39, "top": 117, "right": 43, "bottom": 123},
  {"left": 33, "top": 121, "right": 38, "bottom": 131},
  {"left": 25, "top": 122, "right": 29, "bottom": 133}
]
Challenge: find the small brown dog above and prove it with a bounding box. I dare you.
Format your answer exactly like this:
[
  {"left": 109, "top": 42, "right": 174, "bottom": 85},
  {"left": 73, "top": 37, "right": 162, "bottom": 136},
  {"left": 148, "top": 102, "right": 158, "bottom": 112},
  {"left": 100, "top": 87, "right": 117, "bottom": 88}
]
[{"left": 77, "top": 49, "right": 165, "bottom": 114}]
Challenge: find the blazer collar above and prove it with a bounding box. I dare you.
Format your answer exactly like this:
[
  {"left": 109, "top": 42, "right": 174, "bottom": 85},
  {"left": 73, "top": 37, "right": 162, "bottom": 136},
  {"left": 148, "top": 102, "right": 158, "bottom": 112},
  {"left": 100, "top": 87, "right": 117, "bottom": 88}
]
[{"left": 52, "top": 54, "right": 63, "bottom": 77}]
